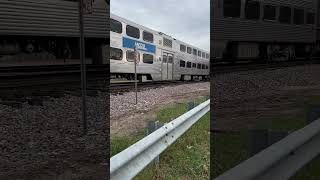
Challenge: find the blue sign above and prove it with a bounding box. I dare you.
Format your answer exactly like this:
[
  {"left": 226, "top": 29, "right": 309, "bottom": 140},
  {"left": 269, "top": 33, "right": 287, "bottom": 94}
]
[{"left": 123, "top": 37, "right": 156, "bottom": 54}]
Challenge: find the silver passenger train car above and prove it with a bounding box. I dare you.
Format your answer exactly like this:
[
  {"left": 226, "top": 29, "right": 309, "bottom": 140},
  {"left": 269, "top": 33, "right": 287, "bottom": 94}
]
[
  {"left": 0, "top": 0, "right": 109, "bottom": 66},
  {"left": 212, "top": 0, "right": 319, "bottom": 63},
  {"left": 110, "top": 13, "right": 210, "bottom": 81}
]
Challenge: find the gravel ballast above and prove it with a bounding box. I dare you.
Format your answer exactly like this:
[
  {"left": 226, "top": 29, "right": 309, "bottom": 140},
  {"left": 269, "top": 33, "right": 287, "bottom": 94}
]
[
  {"left": 0, "top": 93, "right": 109, "bottom": 179},
  {"left": 211, "top": 64, "right": 320, "bottom": 130}
]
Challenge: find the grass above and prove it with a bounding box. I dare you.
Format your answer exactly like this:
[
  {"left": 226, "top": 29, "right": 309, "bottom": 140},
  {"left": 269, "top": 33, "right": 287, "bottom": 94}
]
[
  {"left": 110, "top": 96, "right": 210, "bottom": 180},
  {"left": 211, "top": 131, "right": 248, "bottom": 178}
]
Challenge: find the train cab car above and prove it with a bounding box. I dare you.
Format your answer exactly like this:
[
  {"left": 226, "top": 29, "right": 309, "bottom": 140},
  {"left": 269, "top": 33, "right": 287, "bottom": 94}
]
[{"left": 110, "top": 13, "right": 210, "bottom": 82}]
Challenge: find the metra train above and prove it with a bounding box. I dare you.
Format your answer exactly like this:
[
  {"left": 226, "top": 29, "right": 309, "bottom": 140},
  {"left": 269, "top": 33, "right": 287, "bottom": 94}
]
[
  {"left": 110, "top": 13, "right": 210, "bottom": 81},
  {"left": 212, "top": 0, "right": 320, "bottom": 63},
  {"left": 0, "top": 0, "right": 109, "bottom": 66}
]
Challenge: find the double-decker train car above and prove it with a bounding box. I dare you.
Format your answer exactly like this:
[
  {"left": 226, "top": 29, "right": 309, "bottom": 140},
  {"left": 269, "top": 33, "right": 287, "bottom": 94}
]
[
  {"left": 110, "top": 13, "right": 210, "bottom": 81},
  {"left": 212, "top": 0, "right": 320, "bottom": 63},
  {"left": 0, "top": 0, "right": 109, "bottom": 66}
]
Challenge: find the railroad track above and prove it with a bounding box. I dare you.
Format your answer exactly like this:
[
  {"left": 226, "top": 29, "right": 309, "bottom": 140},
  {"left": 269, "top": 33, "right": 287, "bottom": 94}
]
[
  {"left": 211, "top": 59, "right": 320, "bottom": 75},
  {"left": 110, "top": 80, "right": 208, "bottom": 93}
]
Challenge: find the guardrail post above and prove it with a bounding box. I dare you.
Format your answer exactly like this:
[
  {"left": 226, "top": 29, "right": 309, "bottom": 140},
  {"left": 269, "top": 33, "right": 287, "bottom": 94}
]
[
  {"left": 146, "top": 120, "right": 164, "bottom": 166},
  {"left": 307, "top": 105, "right": 320, "bottom": 124}
]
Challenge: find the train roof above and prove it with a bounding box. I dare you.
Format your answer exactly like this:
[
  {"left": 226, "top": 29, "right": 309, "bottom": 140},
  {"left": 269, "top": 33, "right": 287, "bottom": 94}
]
[{"left": 110, "top": 13, "right": 209, "bottom": 54}]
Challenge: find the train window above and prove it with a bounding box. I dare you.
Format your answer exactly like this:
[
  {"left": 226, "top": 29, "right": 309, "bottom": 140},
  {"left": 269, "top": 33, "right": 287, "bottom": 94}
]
[
  {"left": 202, "top": 52, "right": 205, "bottom": 58},
  {"left": 180, "top": 60, "right": 186, "bottom": 67},
  {"left": 163, "top": 55, "right": 167, "bottom": 63},
  {"left": 126, "top": 50, "right": 140, "bottom": 62},
  {"left": 192, "top": 63, "right": 196, "bottom": 68},
  {"left": 279, "top": 6, "right": 291, "bottom": 24},
  {"left": 110, "top": 47, "right": 123, "bottom": 60},
  {"left": 143, "top": 54, "right": 153, "bottom": 64},
  {"left": 197, "top": 64, "right": 201, "bottom": 69},
  {"left": 143, "top": 31, "right": 154, "bottom": 43},
  {"left": 126, "top": 25, "right": 140, "bottom": 39},
  {"left": 263, "top": 5, "right": 276, "bottom": 20},
  {"left": 245, "top": 0, "right": 260, "bottom": 20},
  {"left": 294, "top": 9, "right": 304, "bottom": 25},
  {"left": 111, "top": 19, "right": 122, "bottom": 33},
  {"left": 186, "top": 62, "right": 191, "bottom": 68},
  {"left": 168, "top": 56, "right": 173, "bottom": 63},
  {"left": 206, "top": 65, "right": 209, "bottom": 69},
  {"left": 198, "top": 51, "right": 201, "bottom": 57},
  {"left": 206, "top": 53, "right": 209, "bottom": 59},
  {"left": 223, "top": 0, "right": 241, "bottom": 18},
  {"left": 187, "top": 47, "right": 192, "bottom": 54},
  {"left": 307, "top": 12, "right": 315, "bottom": 24},
  {"left": 180, "top": 44, "right": 186, "bottom": 52},
  {"left": 193, "top": 49, "right": 197, "bottom": 55},
  {"left": 163, "top": 38, "right": 172, "bottom": 48},
  {"left": 202, "top": 64, "right": 205, "bottom": 69}
]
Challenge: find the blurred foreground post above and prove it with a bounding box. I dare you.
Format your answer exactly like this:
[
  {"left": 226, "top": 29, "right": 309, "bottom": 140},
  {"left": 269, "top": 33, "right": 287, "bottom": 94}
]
[{"left": 78, "top": 0, "right": 93, "bottom": 134}]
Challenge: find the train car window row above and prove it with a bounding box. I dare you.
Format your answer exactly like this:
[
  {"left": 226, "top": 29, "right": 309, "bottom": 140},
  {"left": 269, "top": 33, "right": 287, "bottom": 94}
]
[
  {"left": 222, "top": 0, "right": 315, "bottom": 25},
  {"left": 143, "top": 31, "right": 154, "bottom": 43},
  {"left": 263, "top": 5, "right": 276, "bottom": 21},
  {"left": 111, "top": 19, "right": 122, "bottom": 34},
  {"left": 186, "top": 61, "right": 192, "bottom": 68},
  {"left": 110, "top": 47, "right": 123, "bottom": 60},
  {"left": 180, "top": 44, "right": 186, "bottom": 52},
  {"left": 294, "top": 8, "right": 304, "bottom": 25},
  {"left": 126, "top": 50, "right": 139, "bottom": 62},
  {"left": 279, "top": 6, "right": 291, "bottom": 24},
  {"left": 187, "top": 47, "right": 192, "bottom": 54},
  {"left": 143, "top": 54, "right": 153, "bottom": 64},
  {"left": 245, "top": 0, "right": 260, "bottom": 20},
  {"left": 126, "top": 25, "right": 140, "bottom": 39},
  {"left": 307, "top": 12, "right": 315, "bottom": 24},
  {"left": 193, "top": 49, "right": 197, "bottom": 56},
  {"left": 198, "top": 50, "right": 202, "bottom": 57},
  {"left": 180, "top": 60, "right": 186, "bottom": 67},
  {"left": 223, "top": 0, "right": 241, "bottom": 18}
]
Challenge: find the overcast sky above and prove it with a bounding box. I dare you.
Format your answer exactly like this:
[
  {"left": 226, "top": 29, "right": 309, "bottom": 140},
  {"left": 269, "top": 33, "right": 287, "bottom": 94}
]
[{"left": 110, "top": 0, "right": 210, "bottom": 51}]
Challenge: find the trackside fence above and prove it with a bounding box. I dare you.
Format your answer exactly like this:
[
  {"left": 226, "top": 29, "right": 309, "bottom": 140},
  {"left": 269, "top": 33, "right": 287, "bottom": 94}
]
[{"left": 110, "top": 99, "right": 210, "bottom": 180}]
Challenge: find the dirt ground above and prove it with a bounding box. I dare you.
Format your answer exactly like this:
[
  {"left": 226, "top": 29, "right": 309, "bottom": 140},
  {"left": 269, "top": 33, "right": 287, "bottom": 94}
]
[
  {"left": 213, "top": 85, "right": 320, "bottom": 131},
  {"left": 111, "top": 90, "right": 210, "bottom": 137}
]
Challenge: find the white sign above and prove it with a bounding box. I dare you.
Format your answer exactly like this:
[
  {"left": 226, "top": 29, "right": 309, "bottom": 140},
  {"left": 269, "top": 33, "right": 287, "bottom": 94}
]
[{"left": 83, "top": 0, "right": 94, "bottom": 14}]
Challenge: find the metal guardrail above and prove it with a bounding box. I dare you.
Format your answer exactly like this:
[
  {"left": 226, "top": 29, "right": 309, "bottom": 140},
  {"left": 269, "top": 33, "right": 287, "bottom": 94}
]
[
  {"left": 110, "top": 99, "right": 210, "bottom": 180},
  {"left": 215, "top": 118, "right": 320, "bottom": 180}
]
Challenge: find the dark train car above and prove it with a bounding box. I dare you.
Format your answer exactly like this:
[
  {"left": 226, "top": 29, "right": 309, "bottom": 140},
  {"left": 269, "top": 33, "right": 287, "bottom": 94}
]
[
  {"left": 212, "top": 0, "right": 319, "bottom": 63},
  {"left": 0, "top": 0, "right": 109, "bottom": 66}
]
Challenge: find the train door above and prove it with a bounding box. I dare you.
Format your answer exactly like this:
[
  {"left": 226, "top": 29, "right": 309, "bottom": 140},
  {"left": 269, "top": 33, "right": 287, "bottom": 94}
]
[
  {"left": 167, "top": 54, "right": 173, "bottom": 80},
  {"left": 161, "top": 51, "right": 174, "bottom": 80}
]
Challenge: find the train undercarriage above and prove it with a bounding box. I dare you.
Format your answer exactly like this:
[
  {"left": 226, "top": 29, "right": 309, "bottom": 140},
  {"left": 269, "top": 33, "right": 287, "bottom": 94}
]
[
  {"left": 213, "top": 41, "right": 320, "bottom": 63},
  {"left": 0, "top": 36, "right": 108, "bottom": 66}
]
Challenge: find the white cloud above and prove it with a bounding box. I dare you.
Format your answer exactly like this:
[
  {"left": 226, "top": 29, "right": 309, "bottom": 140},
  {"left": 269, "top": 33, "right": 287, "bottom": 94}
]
[{"left": 111, "top": 0, "right": 210, "bottom": 51}]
